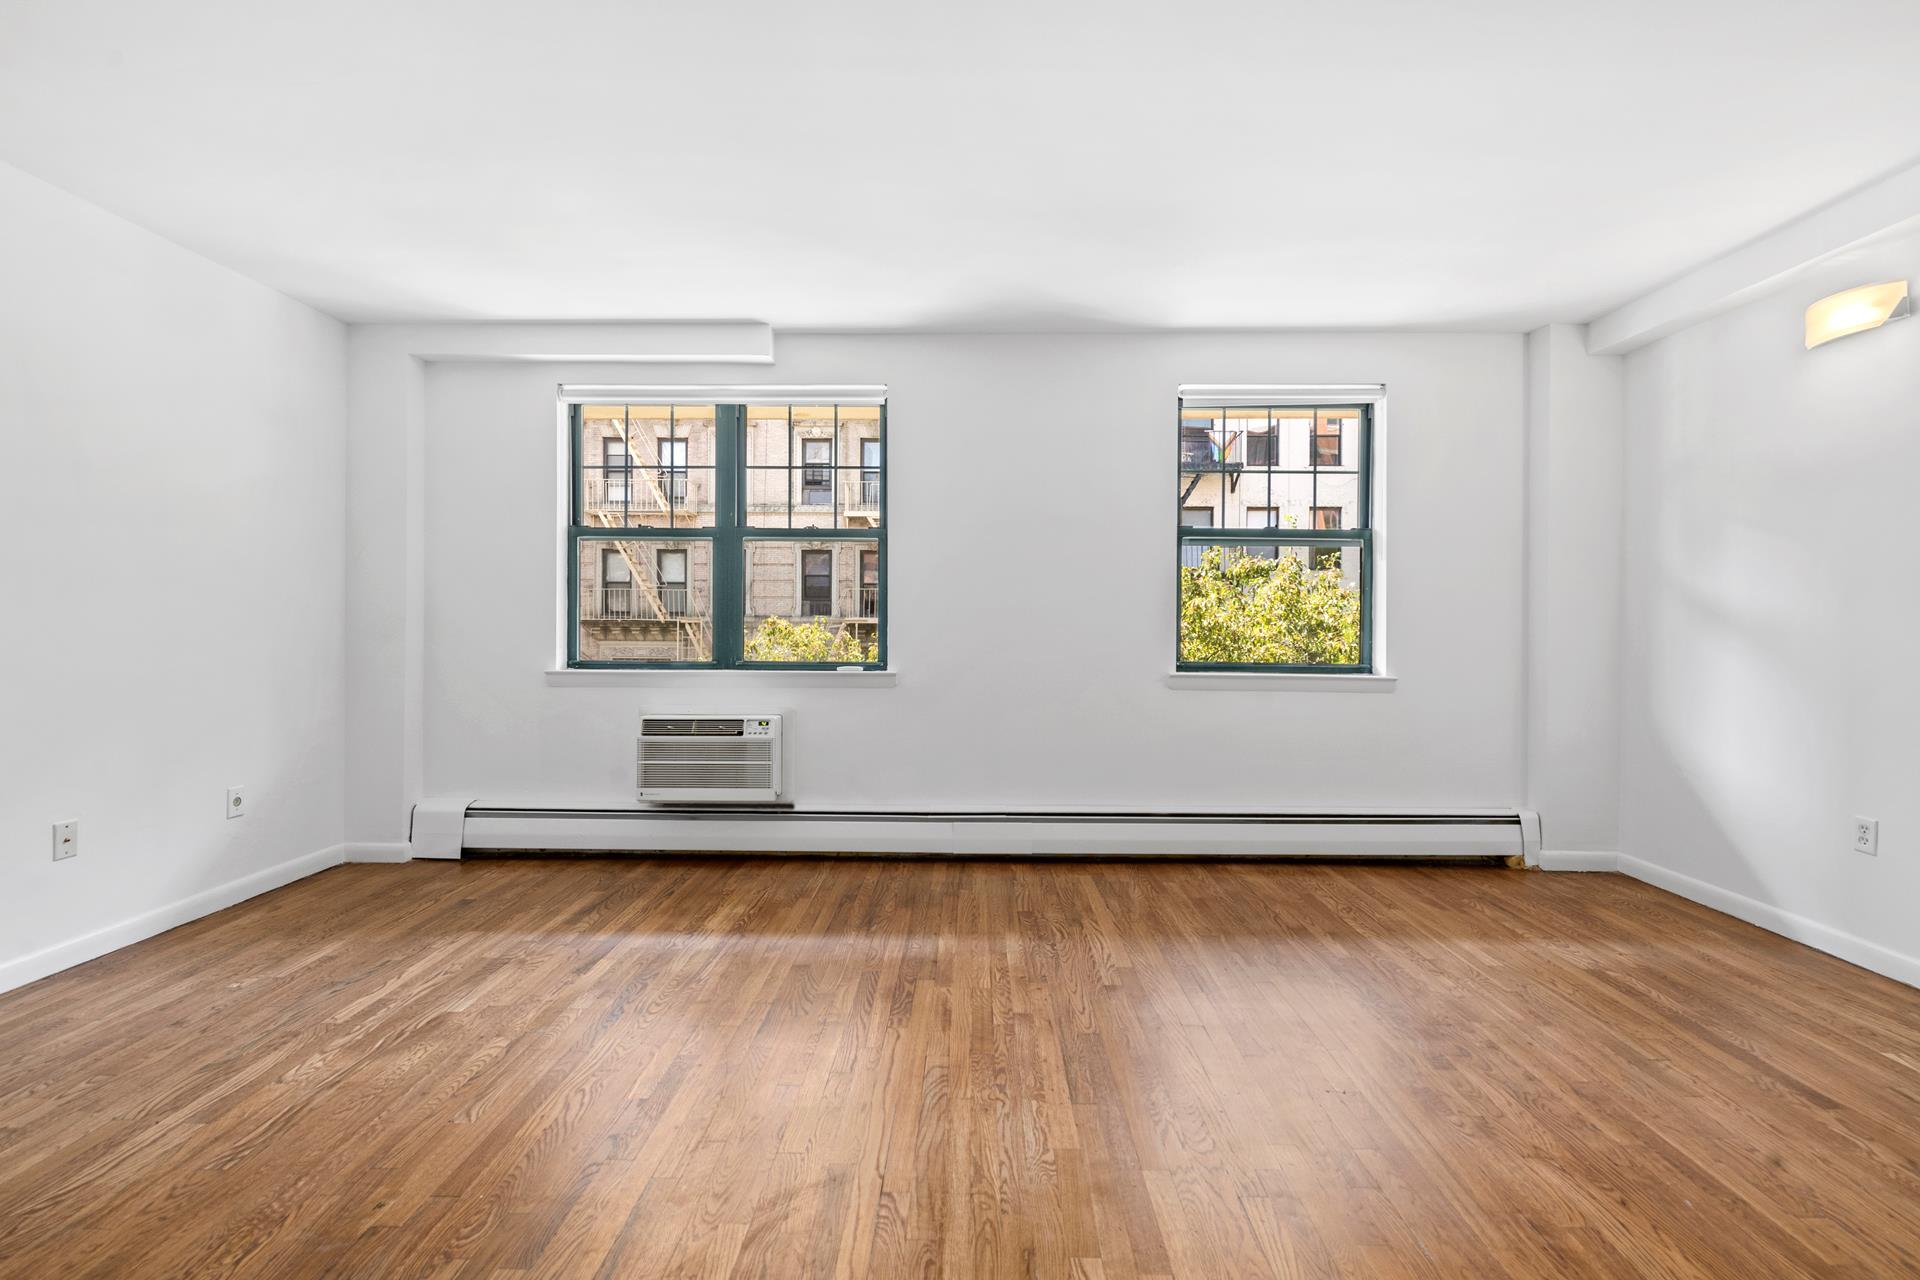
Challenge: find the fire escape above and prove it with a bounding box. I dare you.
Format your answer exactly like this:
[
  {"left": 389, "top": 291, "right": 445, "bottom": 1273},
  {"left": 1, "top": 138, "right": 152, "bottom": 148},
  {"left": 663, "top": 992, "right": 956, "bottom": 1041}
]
[
  {"left": 1179, "top": 426, "right": 1245, "bottom": 504},
  {"left": 584, "top": 428, "right": 712, "bottom": 661}
]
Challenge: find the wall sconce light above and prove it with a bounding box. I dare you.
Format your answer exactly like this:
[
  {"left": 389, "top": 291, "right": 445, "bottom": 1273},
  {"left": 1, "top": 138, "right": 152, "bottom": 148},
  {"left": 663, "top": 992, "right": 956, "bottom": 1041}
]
[{"left": 1805, "top": 280, "right": 1910, "bottom": 349}]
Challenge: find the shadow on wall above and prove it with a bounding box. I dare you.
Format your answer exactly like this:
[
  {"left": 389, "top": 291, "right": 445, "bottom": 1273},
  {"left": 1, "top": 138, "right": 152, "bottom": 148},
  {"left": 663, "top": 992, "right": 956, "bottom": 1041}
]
[
  {"left": 1631, "top": 502, "right": 1842, "bottom": 919},
  {"left": 1627, "top": 313, "right": 1895, "bottom": 928}
]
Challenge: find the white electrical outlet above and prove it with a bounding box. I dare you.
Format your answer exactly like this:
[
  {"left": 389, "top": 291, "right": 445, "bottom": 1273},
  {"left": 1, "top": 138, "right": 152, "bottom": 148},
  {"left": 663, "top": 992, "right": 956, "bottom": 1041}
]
[
  {"left": 52, "top": 820, "right": 78, "bottom": 861},
  {"left": 1852, "top": 816, "right": 1879, "bottom": 856},
  {"left": 226, "top": 786, "right": 248, "bottom": 820}
]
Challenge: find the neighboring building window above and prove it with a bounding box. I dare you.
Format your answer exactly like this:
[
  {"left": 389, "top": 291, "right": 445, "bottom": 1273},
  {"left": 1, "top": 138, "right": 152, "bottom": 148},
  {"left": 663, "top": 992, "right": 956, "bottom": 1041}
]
[
  {"left": 860, "top": 440, "right": 883, "bottom": 509},
  {"left": 570, "top": 400, "right": 886, "bottom": 667},
  {"left": 1244, "top": 427, "right": 1276, "bottom": 467},
  {"left": 800, "top": 550, "right": 832, "bottom": 616},
  {"left": 1313, "top": 416, "right": 1344, "bottom": 467},
  {"left": 601, "top": 548, "right": 632, "bottom": 617},
  {"left": 659, "top": 437, "right": 688, "bottom": 502},
  {"left": 604, "top": 437, "right": 631, "bottom": 505},
  {"left": 656, "top": 548, "right": 689, "bottom": 615},
  {"left": 859, "top": 549, "right": 879, "bottom": 617},
  {"left": 1176, "top": 398, "right": 1372, "bottom": 671},
  {"left": 1244, "top": 506, "right": 1282, "bottom": 559},
  {"left": 801, "top": 439, "right": 832, "bottom": 506}
]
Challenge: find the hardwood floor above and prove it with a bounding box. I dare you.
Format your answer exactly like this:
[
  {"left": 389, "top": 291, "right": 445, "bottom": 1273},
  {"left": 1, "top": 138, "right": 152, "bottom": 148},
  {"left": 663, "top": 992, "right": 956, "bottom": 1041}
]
[{"left": 1, "top": 859, "right": 1917, "bottom": 1278}]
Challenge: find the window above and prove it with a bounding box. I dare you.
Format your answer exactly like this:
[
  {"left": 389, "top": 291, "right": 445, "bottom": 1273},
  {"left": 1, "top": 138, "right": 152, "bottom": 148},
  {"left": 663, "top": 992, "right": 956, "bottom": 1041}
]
[
  {"left": 659, "top": 438, "right": 688, "bottom": 502},
  {"left": 604, "top": 437, "right": 631, "bottom": 504},
  {"left": 600, "top": 548, "right": 632, "bottom": 617},
  {"left": 570, "top": 398, "right": 886, "bottom": 667},
  {"left": 1313, "top": 416, "right": 1344, "bottom": 467},
  {"left": 579, "top": 405, "right": 715, "bottom": 528},
  {"left": 1243, "top": 507, "right": 1282, "bottom": 560},
  {"left": 860, "top": 439, "right": 882, "bottom": 510},
  {"left": 1176, "top": 397, "right": 1371, "bottom": 671},
  {"left": 801, "top": 439, "right": 832, "bottom": 506},
  {"left": 656, "top": 548, "right": 689, "bottom": 615},
  {"left": 859, "top": 549, "right": 879, "bottom": 617},
  {"left": 800, "top": 549, "right": 832, "bottom": 616},
  {"left": 1245, "top": 427, "right": 1276, "bottom": 467}
]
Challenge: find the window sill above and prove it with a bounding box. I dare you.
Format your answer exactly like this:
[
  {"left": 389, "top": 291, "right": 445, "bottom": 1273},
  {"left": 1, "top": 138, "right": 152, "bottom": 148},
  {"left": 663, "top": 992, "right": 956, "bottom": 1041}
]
[
  {"left": 546, "top": 668, "right": 898, "bottom": 688},
  {"left": 1164, "top": 671, "right": 1396, "bottom": 692}
]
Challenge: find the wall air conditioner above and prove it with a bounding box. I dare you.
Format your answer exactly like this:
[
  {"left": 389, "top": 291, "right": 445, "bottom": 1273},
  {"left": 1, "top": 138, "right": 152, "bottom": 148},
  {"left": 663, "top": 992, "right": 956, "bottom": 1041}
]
[{"left": 636, "top": 715, "right": 783, "bottom": 803}]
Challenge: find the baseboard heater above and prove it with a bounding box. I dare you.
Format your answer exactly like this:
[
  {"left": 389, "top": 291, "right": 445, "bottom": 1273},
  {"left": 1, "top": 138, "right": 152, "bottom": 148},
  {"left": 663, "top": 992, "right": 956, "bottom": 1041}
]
[{"left": 423, "top": 802, "right": 1539, "bottom": 862}]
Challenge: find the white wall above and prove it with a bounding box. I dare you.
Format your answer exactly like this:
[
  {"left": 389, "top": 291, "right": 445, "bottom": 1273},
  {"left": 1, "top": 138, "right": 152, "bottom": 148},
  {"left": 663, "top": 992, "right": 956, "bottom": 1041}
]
[
  {"left": 1620, "top": 228, "right": 1920, "bottom": 978},
  {"left": 412, "top": 331, "right": 1526, "bottom": 812},
  {"left": 1523, "top": 324, "right": 1625, "bottom": 853},
  {"left": 0, "top": 161, "right": 347, "bottom": 988}
]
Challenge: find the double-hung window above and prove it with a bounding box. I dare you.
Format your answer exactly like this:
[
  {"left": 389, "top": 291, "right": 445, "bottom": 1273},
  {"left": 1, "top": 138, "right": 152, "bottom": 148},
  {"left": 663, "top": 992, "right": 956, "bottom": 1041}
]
[
  {"left": 1175, "top": 393, "right": 1373, "bottom": 672},
  {"left": 568, "top": 394, "right": 887, "bottom": 668}
]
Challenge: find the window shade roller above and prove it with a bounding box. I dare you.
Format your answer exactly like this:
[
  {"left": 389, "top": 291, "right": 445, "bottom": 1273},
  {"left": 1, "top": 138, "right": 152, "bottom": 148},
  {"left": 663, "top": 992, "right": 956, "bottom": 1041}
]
[
  {"left": 1178, "top": 383, "right": 1385, "bottom": 407},
  {"left": 559, "top": 384, "right": 887, "bottom": 406}
]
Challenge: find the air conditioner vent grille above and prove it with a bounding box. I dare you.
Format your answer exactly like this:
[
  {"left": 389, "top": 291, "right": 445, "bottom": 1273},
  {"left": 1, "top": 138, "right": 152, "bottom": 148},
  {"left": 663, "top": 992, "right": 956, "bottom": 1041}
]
[
  {"left": 637, "top": 714, "right": 780, "bottom": 800},
  {"left": 641, "top": 717, "right": 745, "bottom": 738}
]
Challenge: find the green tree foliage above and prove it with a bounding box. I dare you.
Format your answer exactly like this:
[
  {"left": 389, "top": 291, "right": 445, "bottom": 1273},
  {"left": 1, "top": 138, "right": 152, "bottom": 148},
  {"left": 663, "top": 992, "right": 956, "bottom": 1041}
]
[
  {"left": 1179, "top": 546, "right": 1361, "bottom": 665},
  {"left": 744, "top": 616, "right": 879, "bottom": 664}
]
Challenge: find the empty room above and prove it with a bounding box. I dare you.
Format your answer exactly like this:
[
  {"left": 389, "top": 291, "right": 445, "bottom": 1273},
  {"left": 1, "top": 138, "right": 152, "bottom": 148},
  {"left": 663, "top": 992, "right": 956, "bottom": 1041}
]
[{"left": 3, "top": 2, "right": 1919, "bottom": 1276}]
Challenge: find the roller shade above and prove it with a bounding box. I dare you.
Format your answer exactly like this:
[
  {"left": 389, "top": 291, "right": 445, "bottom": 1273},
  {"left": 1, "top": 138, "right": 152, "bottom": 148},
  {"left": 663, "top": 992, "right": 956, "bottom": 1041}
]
[
  {"left": 1178, "top": 383, "right": 1384, "bottom": 407},
  {"left": 560, "top": 384, "right": 887, "bottom": 406}
]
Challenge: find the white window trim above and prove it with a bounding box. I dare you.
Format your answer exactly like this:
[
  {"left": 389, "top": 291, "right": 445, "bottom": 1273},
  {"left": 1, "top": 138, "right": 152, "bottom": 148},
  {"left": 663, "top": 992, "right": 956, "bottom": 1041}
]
[
  {"left": 546, "top": 667, "right": 898, "bottom": 686},
  {"left": 1165, "top": 671, "right": 1396, "bottom": 692}
]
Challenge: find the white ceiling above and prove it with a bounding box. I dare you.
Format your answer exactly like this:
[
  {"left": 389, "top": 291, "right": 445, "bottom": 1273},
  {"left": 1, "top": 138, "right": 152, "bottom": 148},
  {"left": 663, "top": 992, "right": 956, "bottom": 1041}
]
[{"left": 3, "top": 0, "right": 1918, "bottom": 330}]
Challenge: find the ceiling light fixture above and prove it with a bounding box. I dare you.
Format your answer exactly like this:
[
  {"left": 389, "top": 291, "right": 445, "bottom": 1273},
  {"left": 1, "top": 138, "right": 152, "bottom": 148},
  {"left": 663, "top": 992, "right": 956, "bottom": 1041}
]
[{"left": 1804, "top": 280, "right": 1911, "bottom": 349}]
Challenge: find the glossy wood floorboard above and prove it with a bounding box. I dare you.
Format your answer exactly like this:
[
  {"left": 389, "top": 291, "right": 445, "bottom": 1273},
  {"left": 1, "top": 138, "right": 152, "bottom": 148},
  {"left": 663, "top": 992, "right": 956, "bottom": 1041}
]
[{"left": 2, "top": 859, "right": 1918, "bottom": 1278}]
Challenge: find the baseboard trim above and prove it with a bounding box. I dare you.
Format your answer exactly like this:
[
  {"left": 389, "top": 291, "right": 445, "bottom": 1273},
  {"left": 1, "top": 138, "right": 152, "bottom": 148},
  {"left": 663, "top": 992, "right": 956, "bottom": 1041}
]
[
  {"left": 344, "top": 843, "right": 413, "bottom": 863},
  {"left": 0, "top": 843, "right": 347, "bottom": 996},
  {"left": 1538, "top": 849, "right": 1620, "bottom": 872},
  {"left": 1617, "top": 854, "right": 1920, "bottom": 990},
  {"left": 457, "top": 808, "right": 1529, "bottom": 860}
]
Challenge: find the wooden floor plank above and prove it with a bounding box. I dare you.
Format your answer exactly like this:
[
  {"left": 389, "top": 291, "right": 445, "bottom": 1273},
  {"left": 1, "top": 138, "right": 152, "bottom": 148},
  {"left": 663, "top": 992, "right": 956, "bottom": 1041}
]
[{"left": 0, "top": 858, "right": 1917, "bottom": 1278}]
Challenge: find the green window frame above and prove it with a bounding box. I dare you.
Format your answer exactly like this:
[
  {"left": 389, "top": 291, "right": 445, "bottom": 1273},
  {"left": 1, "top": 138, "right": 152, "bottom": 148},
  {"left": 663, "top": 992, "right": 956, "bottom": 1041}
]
[
  {"left": 567, "top": 400, "right": 888, "bottom": 669},
  {"left": 1175, "top": 398, "right": 1374, "bottom": 673}
]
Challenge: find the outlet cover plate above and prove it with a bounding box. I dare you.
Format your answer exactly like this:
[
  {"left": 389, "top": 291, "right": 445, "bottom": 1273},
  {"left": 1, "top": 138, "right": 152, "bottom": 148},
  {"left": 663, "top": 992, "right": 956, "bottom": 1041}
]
[
  {"left": 1852, "top": 816, "right": 1879, "bottom": 856},
  {"left": 52, "top": 820, "right": 78, "bottom": 860},
  {"left": 226, "top": 787, "right": 248, "bottom": 820}
]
